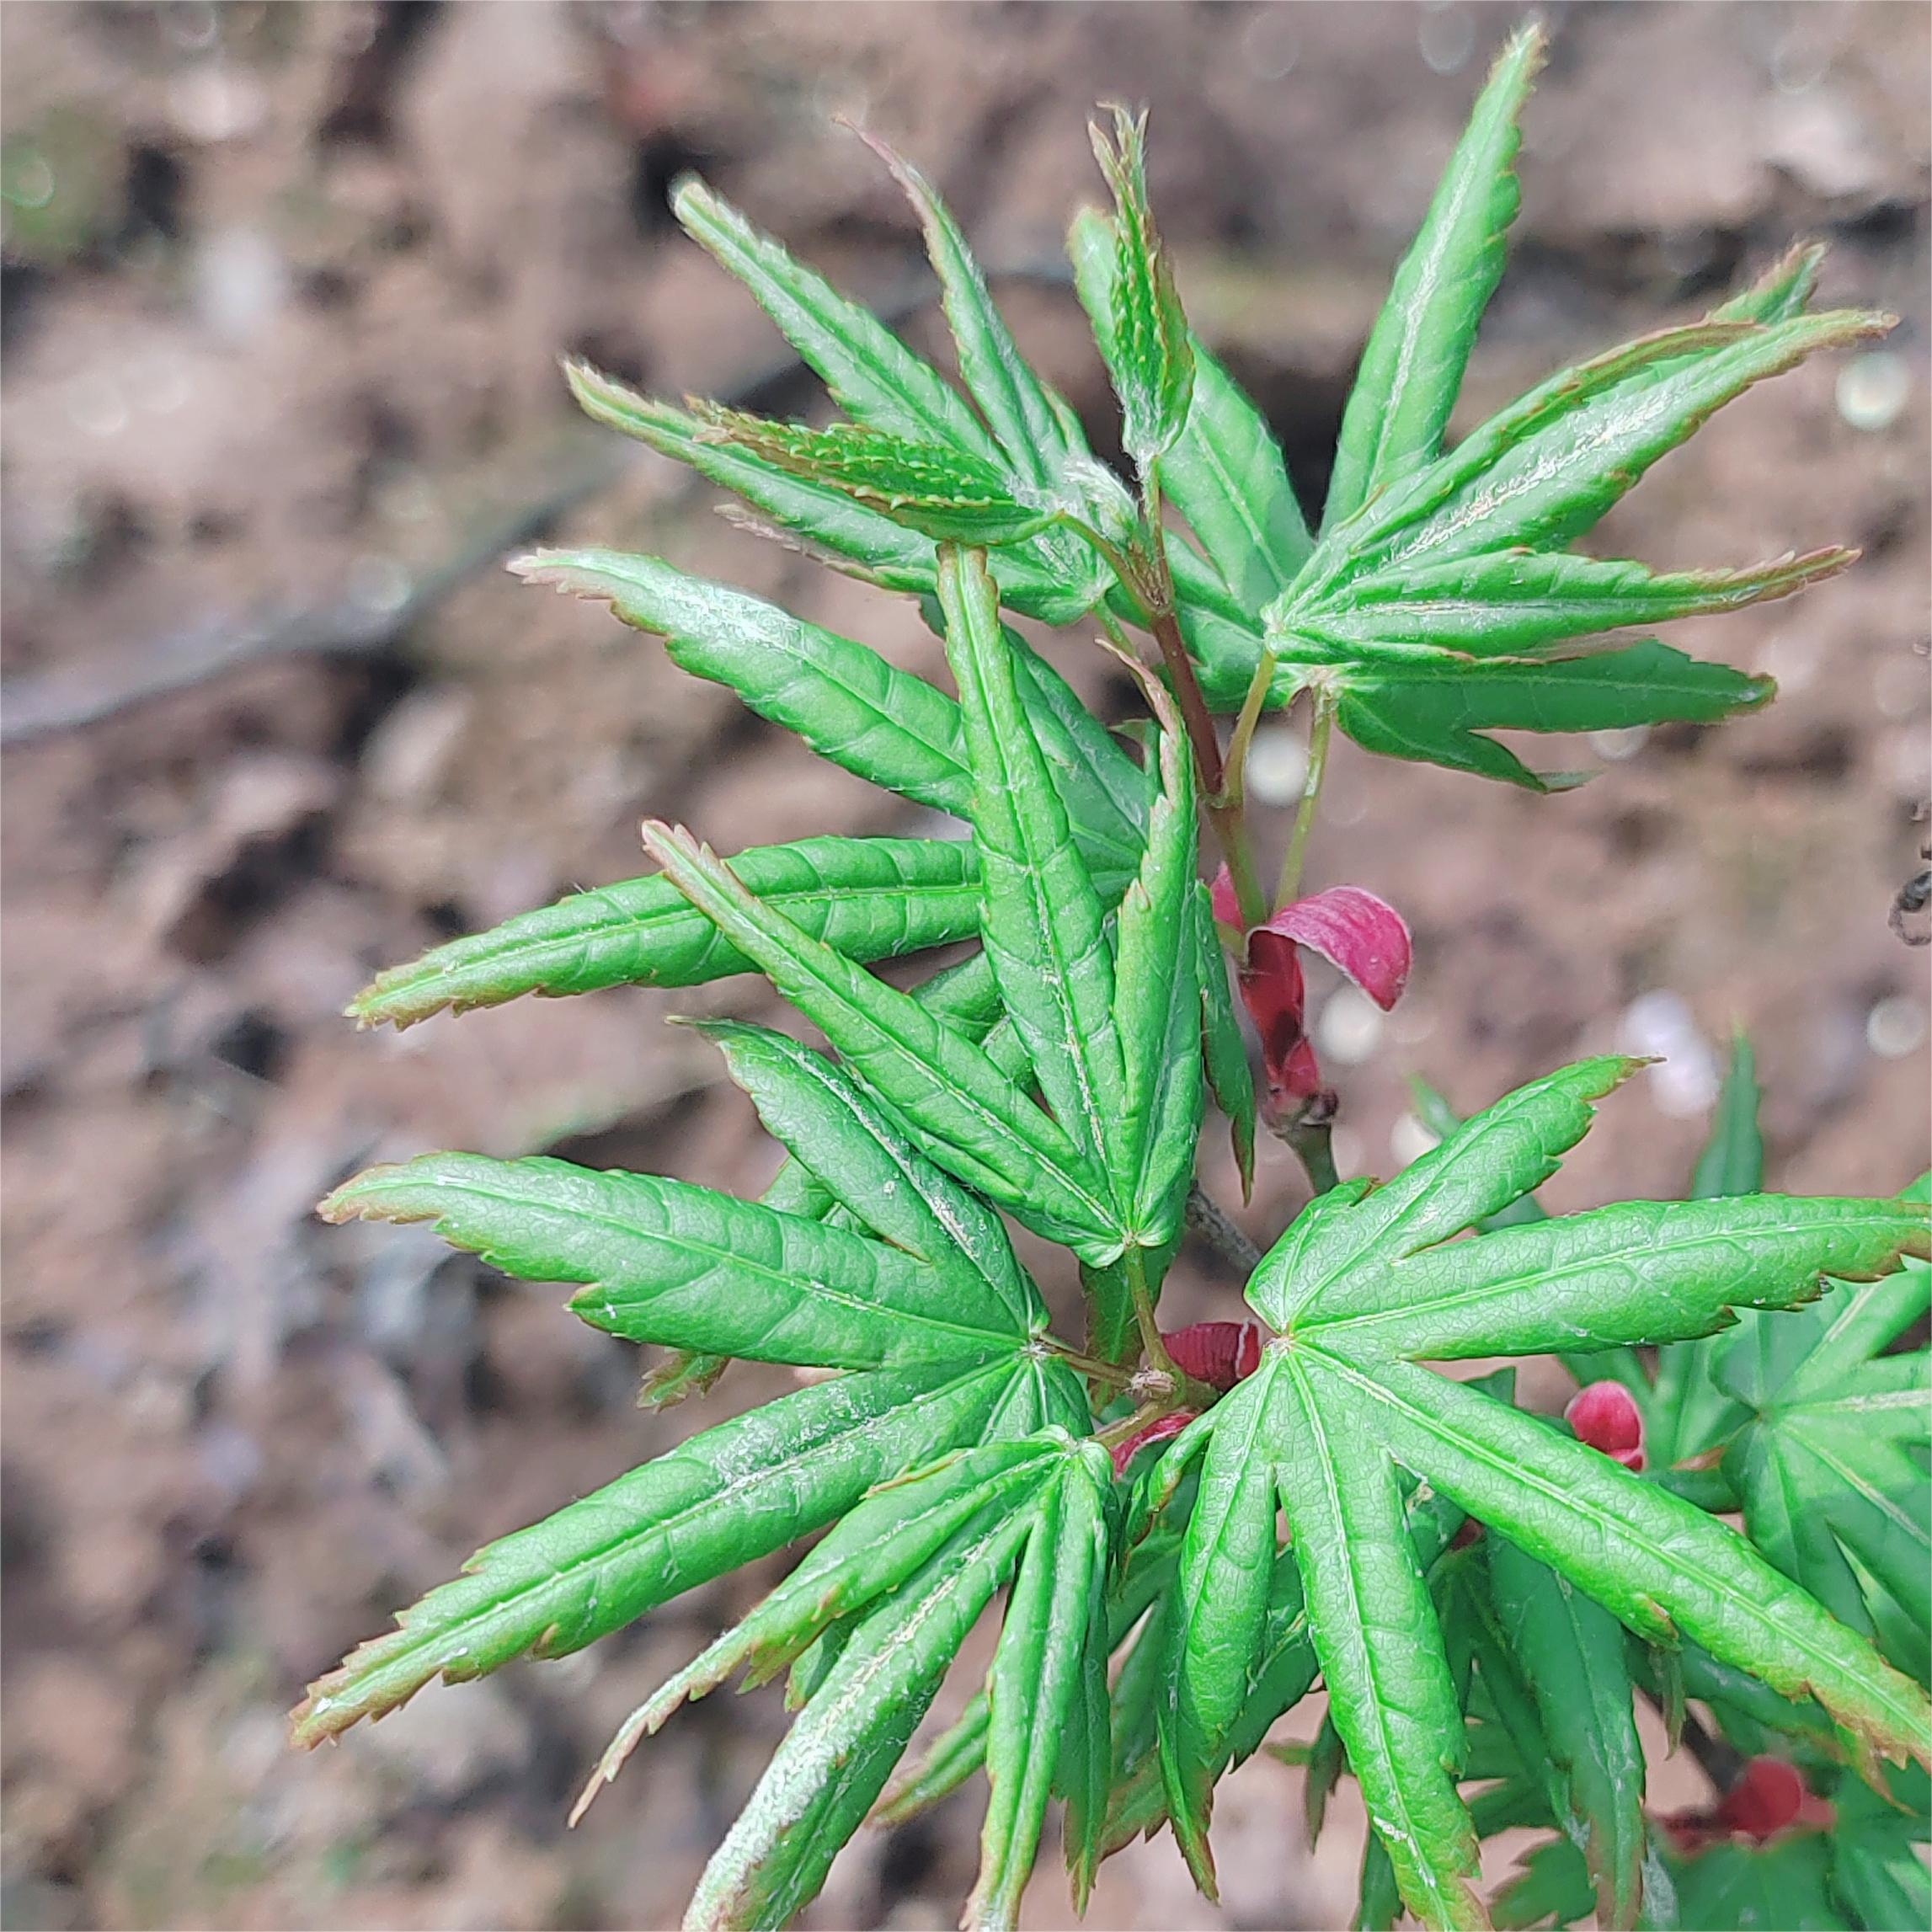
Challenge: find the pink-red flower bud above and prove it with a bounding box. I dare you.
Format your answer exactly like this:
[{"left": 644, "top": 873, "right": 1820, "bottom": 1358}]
[
  {"left": 1161, "top": 1319, "right": 1266, "bottom": 1391},
  {"left": 1661, "top": 1757, "right": 1834, "bottom": 1852},
  {"left": 1209, "top": 869, "right": 1412, "bottom": 1131},
  {"left": 1565, "top": 1380, "right": 1646, "bottom": 1471},
  {"left": 1108, "top": 1409, "right": 1192, "bottom": 1476}
]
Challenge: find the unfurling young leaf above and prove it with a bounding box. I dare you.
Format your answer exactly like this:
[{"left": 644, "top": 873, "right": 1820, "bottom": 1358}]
[
  {"left": 1084, "top": 106, "right": 1193, "bottom": 465},
  {"left": 1067, "top": 205, "right": 1312, "bottom": 606},
  {"left": 299, "top": 32, "right": 1917, "bottom": 1932}
]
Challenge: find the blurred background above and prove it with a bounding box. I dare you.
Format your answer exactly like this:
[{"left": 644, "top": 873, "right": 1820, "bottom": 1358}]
[{"left": 2, "top": 4, "right": 1927, "bottom": 1928}]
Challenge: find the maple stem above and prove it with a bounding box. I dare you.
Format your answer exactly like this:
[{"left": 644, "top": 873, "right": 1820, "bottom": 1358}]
[
  {"left": 1275, "top": 686, "right": 1335, "bottom": 910},
  {"left": 1286, "top": 1118, "right": 1342, "bottom": 1197},
  {"left": 1093, "top": 1401, "right": 1169, "bottom": 1456},
  {"left": 1046, "top": 1342, "right": 1136, "bottom": 1389},
  {"left": 1220, "top": 647, "right": 1280, "bottom": 814},
  {"left": 1123, "top": 1243, "right": 1178, "bottom": 1380}
]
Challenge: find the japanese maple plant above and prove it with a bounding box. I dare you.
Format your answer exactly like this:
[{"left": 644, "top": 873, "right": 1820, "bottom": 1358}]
[{"left": 295, "top": 27, "right": 1929, "bottom": 1931}]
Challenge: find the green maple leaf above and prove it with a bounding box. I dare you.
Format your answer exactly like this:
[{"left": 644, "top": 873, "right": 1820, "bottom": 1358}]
[
  {"left": 1719, "top": 1198, "right": 1930, "bottom": 1678},
  {"left": 1147, "top": 1058, "right": 1930, "bottom": 1928},
  {"left": 576, "top": 1428, "right": 1118, "bottom": 1932},
  {"left": 294, "top": 1026, "right": 1089, "bottom": 1749},
  {"left": 552, "top": 24, "right": 1885, "bottom": 794}
]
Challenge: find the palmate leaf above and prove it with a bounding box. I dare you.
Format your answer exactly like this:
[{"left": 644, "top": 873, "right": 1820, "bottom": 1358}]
[
  {"left": 562, "top": 360, "right": 1110, "bottom": 627},
  {"left": 1154, "top": 1451, "right": 1462, "bottom": 1893},
  {"left": 289, "top": 1353, "right": 1038, "bottom": 1747},
  {"left": 1108, "top": 664, "right": 1204, "bottom": 1247},
  {"left": 940, "top": 547, "right": 1206, "bottom": 1253},
  {"left": 1419, "top": 1033, "right": 1766, "bottom": 1481},
  {"left": 1719, "top": 1239, "right": 1931, "bottom": 1670},
  {"left": 320, "top": 1151, "right": 1029, "bottom": 1372},
  {"left": 638, "top": 820, "right": 1121, "bottom": 1260},
  {"left": 686, "top": 1500, "right": 1030, "bottom": 1932},
  {"left": 667, "top": 171, "right": 1118, "bottom": 621},
  {"left": 1335, "top": 638, "right": 1774, "bottom": 793},
  {"left": 849, "top": 127, "right": 1086, "bottom": 500},
  {"left": 512, "top": 545, "right": 1145, "bottom": 889},
  {"left": 1262, "top": 220, "right": 1882, "bottom": 782},
  {"left": 1318, "top": 308, "right": 1887, "bottom": 582},
  {"left": 1487, "top": 1534, "right": 1650, "bottom": 1929},
  {"left": 673, "top": 172, "right": 1001, "bottom": 462},
  {"left": 1262, "top": 302, "right": 1881, "bottom": 784},
  {"left": 939, "top": 545, "right": 1131, "bottom": 1191},
  {"left": 514, "top": 543, "right": 971, "bottom": 814},
  {"left": 1299, "top": 544, "right": 1855, "bottom": 660},
  {"left": 696, "top": 1020, "right": 1043, "bottom": 1337},
  {"left": 1151, "top": 1061, "right": 1931, "bottom": 1929},
  {"left": 1643, "top": 1032, "right": 1765, "bottom": 1481},
  {"left": 297, "top": 1019, "right": 1090, "bottom": 1752},
  {"left": 675, "top": 160, "right": 1134, "bottom": 579},
  {"left": 878, "top": 1513, "right": 1185, "bottom": 1857},
  {"left": 575, "top": 1431, "right": 1115, "bottom": 1932}
]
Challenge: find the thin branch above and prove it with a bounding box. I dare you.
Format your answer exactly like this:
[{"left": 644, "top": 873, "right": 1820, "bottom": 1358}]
[{"left": 1185, "top": 1182, "right": 1262, "bottom": 1274}]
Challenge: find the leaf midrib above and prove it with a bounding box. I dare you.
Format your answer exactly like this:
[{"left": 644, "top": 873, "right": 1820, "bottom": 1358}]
[
  {"left": 1284, "top": 1353, "right": 1469, "bottom": 1923},
  {"left": 1312, "top": 1204, "right": 1896, "bottom": 1348},
  {"left": 360, "top": 1169, "right": 1023, "bottom": 1357},
  {"left": 971, "top": 692, "right": 1122, "bottom": 1188},
  {"left": 346, "top": 1357, "right": 1019, "bottom": 1685},
  {"left": 1305, "top": 1344, "right": 1929, "bottom": 1748}
]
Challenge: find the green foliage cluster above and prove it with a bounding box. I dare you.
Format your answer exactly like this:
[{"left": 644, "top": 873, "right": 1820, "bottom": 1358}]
[{"left": 297, "top": 24, "right": 1928, "bottom": 1930}]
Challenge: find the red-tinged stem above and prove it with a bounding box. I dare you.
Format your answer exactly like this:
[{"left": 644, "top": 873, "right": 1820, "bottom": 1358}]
[{"left": 1137, "top": 471, "right": 1273, "bottom": 930}]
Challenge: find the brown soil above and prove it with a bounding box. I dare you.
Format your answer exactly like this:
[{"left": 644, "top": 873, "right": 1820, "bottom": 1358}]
[{"left": 3, "top": 5, "right": 1926, "bottom": 1929}]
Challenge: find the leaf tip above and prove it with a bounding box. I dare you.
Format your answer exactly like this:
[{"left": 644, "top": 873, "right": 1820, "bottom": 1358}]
[
  {"left": 665, "top": 169, "right": 714, "bottom": 228},
  {"left": 316, "top": 1167, "right": 400, "bottom": 1225}
]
